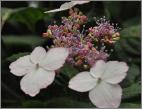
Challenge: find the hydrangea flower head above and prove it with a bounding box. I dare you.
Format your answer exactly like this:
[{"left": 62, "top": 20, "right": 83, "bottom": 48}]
[{"left": 43, "top": 9, "right": 120, "bottom": 70}]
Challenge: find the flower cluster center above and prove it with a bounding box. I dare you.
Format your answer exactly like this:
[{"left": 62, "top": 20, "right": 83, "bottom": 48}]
[{"left": 43, "top": 9, "right": 120, "bottom": 70}]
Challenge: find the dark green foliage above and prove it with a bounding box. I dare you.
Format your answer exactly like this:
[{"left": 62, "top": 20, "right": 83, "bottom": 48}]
[
  {"left": 3, "top": 7, "right": 51, "bottom": 32},
  {"left": 123, "top": 64, "right": 140, "bottom": 86},
  {"left": 3, "top": 36, "right": 45, "bottom": 49},
  {"left": 44, "top": 97, "right": 95, "bottom": 108},
  {"left": 114, "top": 37, "right": 141, "bottom": 64},
  {"left": 7, "top": 52, "right": 30, "bottom": 62},
  {"left": 60, "top": 64, "right": 79, "bottom": 79},
  {"left": 123, "top": 82, "right": 141, "bottom": 99},
  {"left": 120, "top": 102, "right": 141, "bottom": 108}
]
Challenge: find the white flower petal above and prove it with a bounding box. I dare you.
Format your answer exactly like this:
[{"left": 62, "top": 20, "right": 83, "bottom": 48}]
[
  {"left": 46, "top": 8, "right": 66, "bottom": 13},
  {"left": 72, "top": 1, "right": 90, "bottom": 5},
  {"left": 60, "top": 1, "right": 76, "bottom": 10},
  {"left": 40, "top": 47, "right": 69, "bottom": 71},
  {"left": 90, "top": 60, "right": 106, "bottom": 78},
  {"left": 69, "top": 72, "right": 97, "bottom": 92},
  {"left": 9, "top": 55, "right": 35, "bottom": 76},
  {"left": 30, "top": 46, "right": 46, "bottom": 64},
  {"left": 89, "top": 81, "right": 122, "bottom": 108},
  {"left": 102, "top": 61, "right": 129, "bottom": 84},
  {"left": 45, "top": 1, "right": 74, "bottom": 13},
  {"left": 20, "top": 68, "right": 55, "bottom": 97},
  {"left": 45, "top": 1, "right": 90, "bottom": 13}
]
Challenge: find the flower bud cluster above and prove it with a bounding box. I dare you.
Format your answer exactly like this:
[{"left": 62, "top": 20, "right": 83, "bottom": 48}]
[
  {"left": 43, "top": 9, "right": 120, "bottom": 69},
  {"left": 88, "top": 16, "right": 120, "bottom": 44}
]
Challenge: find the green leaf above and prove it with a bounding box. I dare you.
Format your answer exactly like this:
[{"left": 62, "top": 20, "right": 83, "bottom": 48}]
[
  {"left": 103, "top": 1, "right": 121, "bottom": 18},
  {"left": 122, "top": 17, "right": 141, "bottom": 27},
  {"left": 2, "top": 100, "right": 21, "bottom": 108},
  {"left": 21, "top": 97, "right": 95, "bottom": 108},
  {"left": 124, "top": 64, "right": 140, "bottom": 86},
  {"left": 54, "top": 74, "right": 68, "bottom": 86},
  {"left": 122, "top": 82, "right": 141, "bottom": 99},
  {"left": 54, "top": 64, "right": 79, "bottom": 86},
  {"left": 120, "top": 102, "right": 140, "bottom": 108},
  {"left": 7, "top": 52, "right": 30, "bottom": 62},
  {"left": 60, "top": 64, "right": 79, "bottom": 78},
  {"left": 127, "top": 38, "right": 141, "bottom": 51},
  {"left": 114, "top": 37, "right": 141, "bottom": 64},
  {"left": 45, "top": 97, "right": 95, "bottom": 108},
  {"left": 120, "top": 38, "right": 140, "bottom": 55},
  {"left": 22, "top": 100, "right": 45, "bottom": 108},
  {"left": 1, "top": 8, "right": 14, "bottom": 28},
  {"left": 3, "top": 36, "right": 45, "bottom": 49},
  {"left": 121, "top": 25, "right": 141, "bottom": 38},
  {"left": 8, "top": 7, "right": 50, "bottom": 32}
]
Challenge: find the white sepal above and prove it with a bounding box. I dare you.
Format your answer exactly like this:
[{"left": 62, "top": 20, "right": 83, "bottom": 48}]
[
  {"left": 69, "top": 71, "right": 97, "bottom": 92},
  {"left": 45, "top": 1, "right": 90, "bottom": 13},
  {"left": 9, "top": 46, "right": 69, "bottom": 96}
]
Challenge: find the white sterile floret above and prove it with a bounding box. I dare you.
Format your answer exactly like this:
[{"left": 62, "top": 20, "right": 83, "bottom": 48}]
[
  {"left": 69, "top": 60, "right": 129, "bottom": 108},
  {"left": 9, "top": 46, "right": 69, "bottom": 97},
  {"left": 45, "top": 1, "right": 90, "bottom": 13}
]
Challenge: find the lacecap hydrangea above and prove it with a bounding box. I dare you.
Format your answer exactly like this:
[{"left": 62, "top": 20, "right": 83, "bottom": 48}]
[{"left": 43, "top": 9, "right": 120, "bottom": 70}]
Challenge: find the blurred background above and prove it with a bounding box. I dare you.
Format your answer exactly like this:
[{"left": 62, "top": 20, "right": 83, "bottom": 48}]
[{"left": 1, "top": 1, "right": 141, "bottom": 108}]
